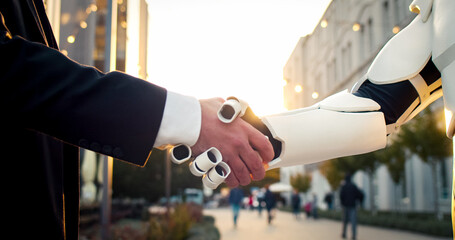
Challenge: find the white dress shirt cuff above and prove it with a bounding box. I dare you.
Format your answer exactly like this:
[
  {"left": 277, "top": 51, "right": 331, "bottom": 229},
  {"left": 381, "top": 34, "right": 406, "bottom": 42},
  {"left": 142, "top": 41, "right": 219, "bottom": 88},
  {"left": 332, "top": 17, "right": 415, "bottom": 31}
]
[{"left": 153, "top": 91, "right": 201, "bottom": 148}]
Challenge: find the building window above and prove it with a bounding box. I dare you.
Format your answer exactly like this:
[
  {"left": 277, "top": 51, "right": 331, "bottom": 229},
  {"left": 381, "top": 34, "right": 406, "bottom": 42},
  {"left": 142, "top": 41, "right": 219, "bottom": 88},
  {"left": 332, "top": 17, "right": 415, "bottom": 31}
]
[
  {"left": 393, "top": 0, "right": 401, "bottom": 25},
  {"left": 382, "top": 0, "right": 391, "bottom": 39},
  {"left": 341, "top": 42, "right": 352, "bottom": 80},
  {"left": 327, "top": 58, "right": 337, "bottom": 88},
  {"left": 440, "top": 160, "right": 449, "bottom": 199},
  {"left": 367, "top": 18, "right": 374, "bottom": 53},
  {"left": 358, "top": 26, "right": 365, "bottom": 61}
]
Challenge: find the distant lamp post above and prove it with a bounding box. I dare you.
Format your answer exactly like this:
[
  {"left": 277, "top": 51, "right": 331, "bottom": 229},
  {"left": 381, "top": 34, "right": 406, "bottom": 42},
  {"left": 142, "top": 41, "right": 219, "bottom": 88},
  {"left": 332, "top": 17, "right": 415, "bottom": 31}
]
[
  {"left": 294, "top": 84, "right": 303, "bottom": 93},
  {"left": 312, "top": 91, "right": 319, "bottom": 99}
]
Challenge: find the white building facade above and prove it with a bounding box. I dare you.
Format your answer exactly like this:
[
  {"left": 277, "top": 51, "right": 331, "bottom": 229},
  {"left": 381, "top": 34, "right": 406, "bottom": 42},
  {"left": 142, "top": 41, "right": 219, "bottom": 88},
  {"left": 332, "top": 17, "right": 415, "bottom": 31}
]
[{"left": 282, "top": 0, "right": 452, "bottom": 213}]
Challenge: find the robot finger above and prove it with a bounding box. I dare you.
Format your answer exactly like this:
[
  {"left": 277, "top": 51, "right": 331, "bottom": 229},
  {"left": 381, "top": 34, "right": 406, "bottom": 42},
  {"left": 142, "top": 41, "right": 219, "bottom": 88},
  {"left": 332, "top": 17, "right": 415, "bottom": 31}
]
[
  {"left": 202, "top": 162, "right": 231, "bottom": 189},
  {"left": 169, "top": 144, "right": 192, "bottom": 164},
  {"left": 217, "top": 97, "right": 249, "bottom": 123},
  {"left": 189, "top": 147, "right": 222, "bottom": 177}
]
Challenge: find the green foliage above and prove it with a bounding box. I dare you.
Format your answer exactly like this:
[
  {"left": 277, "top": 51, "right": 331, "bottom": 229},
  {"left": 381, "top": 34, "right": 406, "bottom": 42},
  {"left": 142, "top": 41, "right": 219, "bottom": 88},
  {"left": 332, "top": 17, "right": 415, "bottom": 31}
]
[
  {"left": 111, "top": 219, "right": 148, "bottom": 240},
  {"left": 187, "top": 216, "right": 220, "bottom": 240},
  {"left": 376, "top": 142, "right": 406, "bottom": 184},
  {"left": 290, "top": 172, "right": 312, "bottom": 193},
  {"left": 319, "top": 160, "right": 345, "bottom": 190},
  {"left": 394, "top": 107, "right": 453, "bottom": 217},
  {"left": 318, "top": 209, "right": 453, "bottom": 238},
  {"left": 236, "top": 167, "right": 281, "bottom": 189},
  {"left": 397, "top": 107, "right": 452, "bottom": 163},
  {"left": 331, "top": 156, "right": 361, "bottom": 176},
  {"left": 147, "top": 203, "right": 203, "bottom": 240},
  {"left": 353, "top": 151, "right": 381, "bottom": 175},
  {"left": 113, "top": 149, "right": 202, "bottom": 203}
]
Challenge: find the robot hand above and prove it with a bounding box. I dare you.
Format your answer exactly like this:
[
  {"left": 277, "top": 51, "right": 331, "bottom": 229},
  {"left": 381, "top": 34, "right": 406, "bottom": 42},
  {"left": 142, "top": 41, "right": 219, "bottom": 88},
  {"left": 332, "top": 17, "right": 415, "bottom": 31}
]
[
  {"left": 220, "top": 0, "right": 454, "bottom": 170},
  {"left": 217, "top": 95, "right": 387, "bottom": 170}
]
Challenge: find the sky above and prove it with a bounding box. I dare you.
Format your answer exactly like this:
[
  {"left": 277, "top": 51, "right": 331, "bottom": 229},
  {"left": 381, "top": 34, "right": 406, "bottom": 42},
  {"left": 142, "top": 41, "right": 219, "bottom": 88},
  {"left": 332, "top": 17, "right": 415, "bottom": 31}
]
[{"left": 146, "top": 0, "right": 332, "bottom": 116}]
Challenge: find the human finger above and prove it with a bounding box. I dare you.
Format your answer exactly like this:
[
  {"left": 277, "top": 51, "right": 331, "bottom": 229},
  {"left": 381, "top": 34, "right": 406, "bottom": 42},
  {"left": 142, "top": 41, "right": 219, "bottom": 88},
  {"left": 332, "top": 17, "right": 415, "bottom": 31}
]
[
  {"left": 224, "top": 169, "right": 240, "bottom": 188},
  {"left": 245, "top": 123, "right": 274, "bottom": 163},
  {"left": 227, "top": 156, "right": 252, "bottom": 186},
  {"left": 239, "top": 147, "right": 265, "bottom": 181}
]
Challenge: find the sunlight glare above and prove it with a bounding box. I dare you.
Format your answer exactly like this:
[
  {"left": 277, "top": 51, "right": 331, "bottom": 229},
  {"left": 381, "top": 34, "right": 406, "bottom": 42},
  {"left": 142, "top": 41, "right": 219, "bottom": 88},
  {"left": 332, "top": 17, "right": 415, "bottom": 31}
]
[{"left": 147, "top": 0, "right": 331, "bottom": 116}]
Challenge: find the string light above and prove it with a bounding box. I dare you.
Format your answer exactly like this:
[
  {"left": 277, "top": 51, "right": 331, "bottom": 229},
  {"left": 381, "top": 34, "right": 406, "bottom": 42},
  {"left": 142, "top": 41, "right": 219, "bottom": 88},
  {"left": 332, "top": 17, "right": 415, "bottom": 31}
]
[
  {"left": 62, "top": 1, "right": 97, "bottom": 52},
  {"left": 320, "top": 19, "right": 328, "bottom": 28},
  {"left": 67, "top": 35, "right": 75, "bottom": 43},
  {"left": 80, "top": 21, "right": 88, "bottom": 29},
  {"left": 352, "top": 23, "right": 361, "bottom": 32},
  {"left": 120, "top": 20, "right": 127, "bottom": 29}
]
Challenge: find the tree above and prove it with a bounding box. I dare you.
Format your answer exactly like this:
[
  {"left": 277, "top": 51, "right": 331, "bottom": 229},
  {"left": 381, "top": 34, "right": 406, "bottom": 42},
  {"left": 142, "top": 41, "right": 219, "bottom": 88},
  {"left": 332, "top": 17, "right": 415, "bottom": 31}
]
[
  {"left": 396, "top": 107, "right": 453, "bottom": 219},
  {"left": 319, "top": 160, "right": 345, "bottom": 191},
  {"left": 376, "top": 141, "right": 407, "bottom": 212},
  {"left": 331, "top": 156, "right": 362, "bottom": 176},
  {"left": 244, "top": 167, "right": 281, "bottom": 189},
  {"left": 290, "top": 173, "right": 312, "bottom": 195},
  {"left": 113, "top": 149, "right": 202, "bottom": 203},
  {"left": 348, "top": 151, "right": 381, "bottom": 214}
]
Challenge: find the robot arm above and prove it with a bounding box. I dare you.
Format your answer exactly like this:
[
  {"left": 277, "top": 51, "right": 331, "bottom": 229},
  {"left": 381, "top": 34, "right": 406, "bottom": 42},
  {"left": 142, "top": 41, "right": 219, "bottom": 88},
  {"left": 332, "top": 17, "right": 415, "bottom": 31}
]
[
  {"left": 165, "top": 0, "right": 454, "bottom": 187},
  {"left": 237, "top": 0, "right": 452, "bottom": 169},
  {"left": 258, "top": 57, "right": 441, "bottom": 169},
  {"left": 244, "top": 91, "right": 388, "bottom": 169}
]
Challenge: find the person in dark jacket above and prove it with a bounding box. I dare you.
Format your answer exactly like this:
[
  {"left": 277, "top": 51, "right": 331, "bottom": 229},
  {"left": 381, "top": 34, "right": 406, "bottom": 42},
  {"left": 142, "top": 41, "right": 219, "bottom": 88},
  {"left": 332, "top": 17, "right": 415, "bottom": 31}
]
[
  {"left": 291, "top": 188, "right": 301, "bottom": 219},
  {"left": 324, "top": 192, "right": 334, "bottom": 210},
  {"left": 340, "top": 174, "right": 364, "bottom": 240},
  {"left": 264, "top": 184, "right": 276, "bottom": 224},
  {"left": 229, "top": 187, "right": 244, "bottom": 228},
  {"left": 0, "top": 1, "right": 274, "bottom": 239}
]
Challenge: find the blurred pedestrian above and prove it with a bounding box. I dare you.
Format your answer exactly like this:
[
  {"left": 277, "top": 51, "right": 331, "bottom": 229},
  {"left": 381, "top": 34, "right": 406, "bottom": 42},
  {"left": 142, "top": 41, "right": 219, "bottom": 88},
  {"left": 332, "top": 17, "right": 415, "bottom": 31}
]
[
  {"left": 324, "top": 192, "right": 334, "bottom": 210},
  {"left": 248, "top": 194, "right": 254, "bottom": 210},
  {"left": 257, "top": 188, "right": 265, "bottom": 217},
  {"left": 291, "top": 189, "right": 301, "bottom": 219},
  {"left": 264, "top": 184, "right": 276, "bottom": 224},
  {"left": 311, "top": 193, "right": 318, "bottom": 219},
  {"left": 340, "top": 174, "right": 364, "bottom": 240},
  {"left": 304, "top": 202, "right": 312, "bottom": 218},
  {"left": 229, "top": 187, "right": 244, "bottom": 228}
]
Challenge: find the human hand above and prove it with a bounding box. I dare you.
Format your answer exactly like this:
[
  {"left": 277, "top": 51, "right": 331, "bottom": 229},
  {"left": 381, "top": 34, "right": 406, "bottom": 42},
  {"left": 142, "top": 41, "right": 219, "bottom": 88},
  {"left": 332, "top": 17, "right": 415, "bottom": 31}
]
[{"left": 191, "top": 98, "right": 274, "bottom": 187}]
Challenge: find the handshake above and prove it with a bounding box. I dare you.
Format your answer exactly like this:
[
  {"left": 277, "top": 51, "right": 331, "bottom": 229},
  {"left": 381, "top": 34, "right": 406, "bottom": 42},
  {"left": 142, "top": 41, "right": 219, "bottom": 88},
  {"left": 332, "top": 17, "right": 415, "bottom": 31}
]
[
  {"left": 166, "top": 97, "right": 279, "bottom": 189},
  {"left": 165, "top": 90, "right": 389, "bottom": 190}
]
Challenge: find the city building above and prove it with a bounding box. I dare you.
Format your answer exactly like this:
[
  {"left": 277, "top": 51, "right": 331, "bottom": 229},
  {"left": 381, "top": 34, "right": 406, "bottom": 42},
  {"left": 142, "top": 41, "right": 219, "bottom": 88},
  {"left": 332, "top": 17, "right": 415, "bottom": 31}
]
[{"left": 282, "top": 0, "right": 452, "bottom": 214}]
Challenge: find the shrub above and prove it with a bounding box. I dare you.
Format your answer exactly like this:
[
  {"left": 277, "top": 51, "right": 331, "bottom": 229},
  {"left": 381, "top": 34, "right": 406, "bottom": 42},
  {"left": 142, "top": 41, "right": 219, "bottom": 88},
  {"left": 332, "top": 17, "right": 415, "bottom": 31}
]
[
  {"left": 146, "top": 203, "right": 208, "bottom": 240},
  {"left": 317, "top": 209, "right": 453, "bottom": 238},
  {"left": 187, "top": 215, "right": 220, "bottom": 240}
]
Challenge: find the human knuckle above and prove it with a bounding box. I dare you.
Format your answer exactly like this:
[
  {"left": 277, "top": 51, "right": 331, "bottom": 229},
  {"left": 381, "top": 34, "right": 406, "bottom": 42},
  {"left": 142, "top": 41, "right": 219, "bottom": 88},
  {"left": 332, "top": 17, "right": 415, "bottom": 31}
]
[{"left": 231, "top": 138, "right": 244, "bottom": 148}]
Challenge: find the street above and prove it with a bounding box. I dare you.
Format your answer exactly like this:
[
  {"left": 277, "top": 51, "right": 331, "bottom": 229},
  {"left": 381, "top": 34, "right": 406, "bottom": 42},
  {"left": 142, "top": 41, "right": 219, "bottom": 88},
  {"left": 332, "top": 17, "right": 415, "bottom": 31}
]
[{"left": 203, "top": 208, "right": 452, "bottom": 240}]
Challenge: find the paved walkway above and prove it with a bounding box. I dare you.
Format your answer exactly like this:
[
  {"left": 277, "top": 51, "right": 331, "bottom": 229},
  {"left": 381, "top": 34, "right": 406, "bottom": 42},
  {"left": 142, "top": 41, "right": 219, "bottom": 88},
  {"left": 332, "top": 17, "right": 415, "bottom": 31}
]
[{"left": 203, "top": 208, "right": 452, "bottom": 240}]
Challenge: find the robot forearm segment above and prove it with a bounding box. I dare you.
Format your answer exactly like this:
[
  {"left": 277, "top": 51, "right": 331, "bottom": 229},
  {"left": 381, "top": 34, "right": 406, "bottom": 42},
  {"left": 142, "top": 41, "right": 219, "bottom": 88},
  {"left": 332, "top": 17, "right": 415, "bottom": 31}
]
[{"left": 261, "top": 91, "right": 387, "bottom": 169}]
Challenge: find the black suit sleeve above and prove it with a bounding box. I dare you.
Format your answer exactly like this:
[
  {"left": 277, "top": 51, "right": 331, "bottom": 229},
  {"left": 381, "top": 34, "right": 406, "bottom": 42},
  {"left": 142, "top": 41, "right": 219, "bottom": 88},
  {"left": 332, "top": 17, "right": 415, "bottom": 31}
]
[{"left": 0, "top": 31, "right": 167, "bottom": 166}]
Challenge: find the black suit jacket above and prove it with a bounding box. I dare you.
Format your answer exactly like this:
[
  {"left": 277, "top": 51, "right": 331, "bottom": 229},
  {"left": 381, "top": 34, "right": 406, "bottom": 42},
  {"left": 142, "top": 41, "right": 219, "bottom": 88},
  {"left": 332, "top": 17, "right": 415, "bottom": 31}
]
[{"left": 0, "top": 1, "right": 167, "bottom": 239}]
